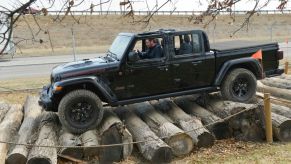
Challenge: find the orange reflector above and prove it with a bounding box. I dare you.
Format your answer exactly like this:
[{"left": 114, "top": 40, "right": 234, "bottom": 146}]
[{"left": 55, "top": 86, "right": 63, "bottom": 91}]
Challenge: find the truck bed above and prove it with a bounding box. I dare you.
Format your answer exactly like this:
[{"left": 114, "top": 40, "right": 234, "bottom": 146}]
[
  {"left": 210, "top": 40, "right": 280, "bottom": 75},
  {"left": 210, "top": 40, "right": 278, "bottom": 52}
]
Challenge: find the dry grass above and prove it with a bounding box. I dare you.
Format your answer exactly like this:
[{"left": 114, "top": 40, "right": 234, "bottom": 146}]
[{"left": 14, "top": 14, "right": 291, "bottom": 57}]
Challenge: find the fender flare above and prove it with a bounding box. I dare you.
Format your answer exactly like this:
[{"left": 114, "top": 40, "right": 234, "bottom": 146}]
[
  {"left": 214, "top": 57, "right": 263, "bottom": 86},
  {"left": 53, "top": 76, "right": 117, "bottom": 104}
]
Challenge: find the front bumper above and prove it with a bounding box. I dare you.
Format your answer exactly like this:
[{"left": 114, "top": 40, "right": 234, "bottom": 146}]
[{"left": 39, "top": 85, "right": 54, "bottom": 111}]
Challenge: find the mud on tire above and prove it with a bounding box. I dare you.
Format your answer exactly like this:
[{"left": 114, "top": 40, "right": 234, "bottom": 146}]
[
  {"left": 221, "top": 68, "right": 257, "bottom": 103},
  {"left": 58, "top": 89, "right": 104, "bottom": 134}
]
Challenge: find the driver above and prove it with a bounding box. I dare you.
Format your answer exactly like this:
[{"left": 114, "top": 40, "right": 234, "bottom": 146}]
[{"left": 138, "top": 38, "right": 163, "bottom": 59}]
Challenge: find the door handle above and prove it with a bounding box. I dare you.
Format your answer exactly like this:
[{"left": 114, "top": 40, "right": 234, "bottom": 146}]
[
  {"left": 191, "top": 61, "right": 202, "bottom": 65},
  {"left": 158, "top": 66, "right": 168, "bottom": 71},
  {"left": 173, "top": 63, "right": 180, "bottom": 67}
]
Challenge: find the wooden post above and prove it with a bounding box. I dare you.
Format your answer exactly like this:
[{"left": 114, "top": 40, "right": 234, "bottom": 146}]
[
  {"left": 264, "top": 93, "right": 273, "bottom": 143},
  {"left": 285, "top": 62, "right": 289, "bottom": 74}
]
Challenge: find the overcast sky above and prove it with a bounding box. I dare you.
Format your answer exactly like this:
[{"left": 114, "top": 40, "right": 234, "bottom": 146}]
[{"left": 0, "top": 0, "right": 290, "bottom": 12}]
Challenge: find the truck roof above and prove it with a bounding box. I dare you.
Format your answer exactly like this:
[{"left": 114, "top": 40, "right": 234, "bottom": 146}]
[{"left": 119, "top": 29, "right": 203, "bottom": 37}]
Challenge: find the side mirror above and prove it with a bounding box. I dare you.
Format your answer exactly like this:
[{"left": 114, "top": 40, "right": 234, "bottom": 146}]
[{"left": 128, "top": 51, "right": 140, "bottom": 62}]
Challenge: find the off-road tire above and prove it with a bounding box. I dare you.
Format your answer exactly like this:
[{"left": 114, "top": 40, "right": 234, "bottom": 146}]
[
  {"left": 221, "top": 68, "right": 257, "bottom": 102},
  {"left": 58, "top": 89, "right": 104, "bottom": 134}
]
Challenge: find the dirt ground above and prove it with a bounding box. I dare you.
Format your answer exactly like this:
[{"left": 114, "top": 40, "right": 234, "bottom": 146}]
[{"left": 13, "top": 14, "right": 291, "bottom": 57}]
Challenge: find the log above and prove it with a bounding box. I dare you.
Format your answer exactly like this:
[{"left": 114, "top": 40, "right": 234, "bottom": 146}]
[
  {"left": 80, "top": 130, "right": 99, "bottom": 159},
  {"left": 58, "top": 129, "right": 83, "bottom": 160},
  {"left": 0, "top": 104, "right": 23, "bottom": 164},
  {"left": 257, "top": 81, "right": 291, "bottom": 101},
  {"left": 196, "top": 94, "right": 264, "bottom": 141},
  {"left": 271, "top": 104, "right": 291, "bottom": 119},
  {"left": 271, "top": 112, "right": 291, "bottom": 142},
  {"left": 27, "top": 112, "right": 60, "bottom": 164},
  {"left": 6, "top": 96, "right": 43, "bottom": 164},
  {"left": 256, "top": 92, "right": 291, "bottom": 109},
  {"left": 131, "top": 102, "right": 193, "bottom": 157},
  {"left": 98, "top": 109, "right": 133, "bottom": 163},
  {"left": 150, "top": 99, "right": 214, "bottom": 148},
  {"left": 0, "top": 103, "right": 9, "bottom": 123},
  {"left": 277, "top": 74, "right": 291, "bottom": 80},
  {"left": 260, "top": 77, "right": 291, "bottom": 89},
  {"left": 173, "top": 97, "right": 231, "bottom": 139},
  {"left": 115, "top": 107, "right": 173, "bottom": 163}
]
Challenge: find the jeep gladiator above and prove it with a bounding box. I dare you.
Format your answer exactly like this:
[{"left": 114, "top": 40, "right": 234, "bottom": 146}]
[{"left": 39, "top": 29, "right": 284, "bottom": 133}]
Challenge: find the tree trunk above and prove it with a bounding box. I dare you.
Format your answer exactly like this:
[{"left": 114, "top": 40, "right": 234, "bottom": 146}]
[
  {"left": 260, "top": 77, "right": 291, "bottom": 89},
  {"left": 6, "top": 96, "right": 43, "bottom": 164},
  {"left": 257, "top": 81, "right": 291, "bottom": 101},
  {"left": 0, "top": 104, "right": 23, "bottom": 164},
  {"left": 150, "top": 99, "right": 214, "bottom": 148},
  {"left": 256, "top": 92, "right": 291, "bottom": 109},
  {"left": 173, "top": 97, "right": 231, "bottom": 139},
  {"left": 58, "top": 129, "right": 83, "bottom": 160},
  {"left": 277, "top": 74, "right": 291, "bottom": 80},
  {"left": 27, "top": 112, "right": 60, "bottom": 164},
  {"left": 115, "top": 108, "right": 173, "bottom": 163},
  {"left": 271, "top": 112, "right": 291, "bottom": 142},
  {"left": 0, "top": 103, "right": 9, "bottom": 123},
  {"left": 196, "top": 94, "right": 264, "bottom": 141},
  {"left": 272, "top": 104, "right": 291, "bottom": 119},
  {"left": 131, "top": 102, "right": 193, "bottom": 157},
  {"left": 80, "top": 130, "right": 99, "bottom": 159},
  {"left": 98, "top": 109, "right": 133, "bottom": 163}
]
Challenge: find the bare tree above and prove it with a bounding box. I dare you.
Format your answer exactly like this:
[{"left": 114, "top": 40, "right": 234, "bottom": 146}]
[{"left": 0, "top": 0, "right": 289, "bottom": 55}]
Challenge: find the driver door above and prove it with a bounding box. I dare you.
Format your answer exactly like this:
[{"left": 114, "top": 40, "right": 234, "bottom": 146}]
[{"left": 115, "top": 37, "right": 174, "bottom": 100}]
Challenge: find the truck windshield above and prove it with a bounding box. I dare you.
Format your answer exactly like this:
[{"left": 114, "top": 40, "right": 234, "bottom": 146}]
[{"left": 108, "top": 35, "right": 132, "bottom": 60}]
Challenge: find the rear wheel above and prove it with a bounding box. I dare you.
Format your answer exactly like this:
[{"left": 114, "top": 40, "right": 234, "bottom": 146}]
[
  {"left": 221, "top": 68, "right": 257, "bottom": 102},
  {"left": 58, "top": 89, "right": 104, "bottom": 134}
]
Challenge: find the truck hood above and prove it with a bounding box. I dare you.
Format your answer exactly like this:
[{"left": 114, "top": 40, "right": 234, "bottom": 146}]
[{"left": 51, "top": 56, "right": 119, "bottom": 82}]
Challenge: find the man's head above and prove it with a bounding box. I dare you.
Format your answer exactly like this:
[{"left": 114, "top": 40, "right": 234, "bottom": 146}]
[{"left": 145, "top": 38, "right": 157, "bottom": 48}]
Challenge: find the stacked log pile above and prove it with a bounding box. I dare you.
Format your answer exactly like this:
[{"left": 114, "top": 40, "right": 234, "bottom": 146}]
[
  {"left": 174, "top": 96, "right": 231, "bottom": 139},
  {"left": 130, "top": 102, "right": 194, "bottom": 157},
  {"left": 196, "top": 94, "right": 265, "bottom": 141},
  {"left": 257, "top": 75, "right": 291, "bottom": 101},
  {"left": 1, "top": 77, "right": 291, "bottom": 163},
  {"left": 150, "top": 99, "right": 215, "bottom": 148}
]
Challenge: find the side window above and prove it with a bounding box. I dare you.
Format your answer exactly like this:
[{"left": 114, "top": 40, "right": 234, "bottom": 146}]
[
  {"left": 192, "top": 33, "right": 202, "bottom": 53},
  {"left": 173, "top": 33, "right": 202, "bottom": 56},
  {"left": 129, "top": 37, "right": 164, "bottom": 63},
  {"left": 174, "top": 34, "right": 193, "bottom": 56}
]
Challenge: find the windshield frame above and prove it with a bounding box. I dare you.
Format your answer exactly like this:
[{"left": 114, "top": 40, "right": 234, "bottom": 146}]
[{"left": 108, "top": 34, "right": 134, "bottom": 60}]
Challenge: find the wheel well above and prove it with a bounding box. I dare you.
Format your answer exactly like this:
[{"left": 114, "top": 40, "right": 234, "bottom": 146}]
[
  {"left": 54, "top": 83, "right": 107, "bottom": 110},
  {"left": 218, "top": 63, "right": 259, "bottom": 86},
  {"left": 228, "top": 63, "right": 259, "bottom": 79}
]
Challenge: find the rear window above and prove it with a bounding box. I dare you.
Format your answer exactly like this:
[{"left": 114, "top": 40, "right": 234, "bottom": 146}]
[{"left": 173, "top": 33, "right": 202, "bottom": 56}]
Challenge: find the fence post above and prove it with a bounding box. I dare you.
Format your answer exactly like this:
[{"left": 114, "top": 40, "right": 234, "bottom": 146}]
[
  {"left": 264, "top": 93, "right": 273, "bottom": 143},
  {"left": 285, "top": 62, "right": 289, "bottom": 74}
]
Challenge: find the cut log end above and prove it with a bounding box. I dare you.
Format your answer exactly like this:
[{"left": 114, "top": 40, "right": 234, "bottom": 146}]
[
  {"left": 277, "top": 120, "right": 291, "bottom": 142},
  {"left": 151, "top": 147, "right": 173, "bottom": 163},
  {"left": 27, "top": 158, "right": 52, "bottom": 164},
  {"left": 166, "top": 133, "right": 193, "bottom": 157},
  {"left": 60, "top": 148, "right": 83, "bottom": 160},
  {"left": 197, "top": 132, "right": 215, "bottom": 148},
  {"left": 6, "top": 153, "right": 26, "bottom": 164},
  {"left": 212, "top": 122, "right": 232, "bottom": 140}
]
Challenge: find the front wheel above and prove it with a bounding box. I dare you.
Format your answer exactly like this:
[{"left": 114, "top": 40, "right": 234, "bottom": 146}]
[
  {"left": 221, "top": 68, "right": 257, "bottom": 102},
  {"left": 58, "top": 89, "right": 104, "bottom": 134}
]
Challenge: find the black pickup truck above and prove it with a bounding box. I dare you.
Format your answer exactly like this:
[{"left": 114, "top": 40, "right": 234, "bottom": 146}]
[{"left": 39, "top": 29, "right": 284, "bottom": 133}]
